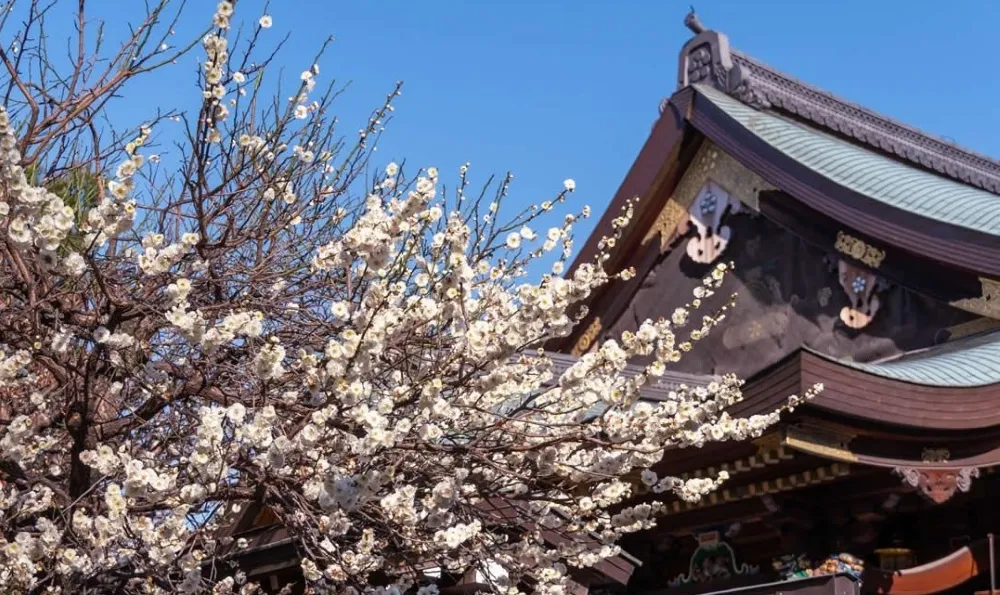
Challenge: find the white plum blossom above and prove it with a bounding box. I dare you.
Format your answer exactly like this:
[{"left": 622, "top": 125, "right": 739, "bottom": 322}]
[{"left": 0, "top": 2, "right": 817, "bottom": 594}]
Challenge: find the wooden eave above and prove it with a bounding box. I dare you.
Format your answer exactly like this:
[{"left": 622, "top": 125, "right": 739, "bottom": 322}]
[
  {"left": 731, "top": 349, "right": 1000, "bottom": 432},
  {"left": 565, "top": 95, "right": 691, "bottom": 280},
  {"left": 551, "top": 96, "right": 702, "bottom": 355},
  {"left": 685, "top": 86, "right": 1000, "bottom": 279}
]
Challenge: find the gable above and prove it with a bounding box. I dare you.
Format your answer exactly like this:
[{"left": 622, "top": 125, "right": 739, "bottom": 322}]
[{"left": 575, "top": 139, "right": 996, "bottom": 378}]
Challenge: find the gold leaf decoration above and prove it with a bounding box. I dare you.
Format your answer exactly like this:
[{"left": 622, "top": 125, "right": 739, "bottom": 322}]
[
  {"left": 951, "top": 278, "right": 1000, "bottom": 320},
  {"left": 834, "top": 231, "right": 886, "bottom": 269},
  {"left": 570, "top": 317, "right": 602, "bottom": 357},
  {"left": 641, "top": 199, "right": 687, "bottom": 251},
  {"left": 642, "top": 140, "right": 773, "bottom": 252}
]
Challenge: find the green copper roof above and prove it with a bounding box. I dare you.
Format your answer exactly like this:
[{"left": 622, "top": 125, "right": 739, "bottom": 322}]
[
  {"left": 696, "top": 85, "right": 1000, "bottom": 236},
  {"left": 808, "top": 330, "right": 1000, "bottom": 388}
]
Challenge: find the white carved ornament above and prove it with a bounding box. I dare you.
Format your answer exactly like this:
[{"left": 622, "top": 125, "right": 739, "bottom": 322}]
[{"left": 686, "top": 181, "right": 741, "bottom": 264}]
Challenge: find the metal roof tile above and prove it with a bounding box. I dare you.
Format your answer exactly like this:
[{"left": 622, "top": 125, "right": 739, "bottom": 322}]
[
  {"left": 807, "top": 330, "right": 1000, "bottom": 388},
  {"left": 697, "top": 85, "right": 1000, "bottom": 237}
]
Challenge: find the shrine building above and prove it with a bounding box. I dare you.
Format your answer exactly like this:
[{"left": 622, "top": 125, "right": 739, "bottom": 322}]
[{"left": 552, "top": 11, "right": 1000, "bottom": 595}]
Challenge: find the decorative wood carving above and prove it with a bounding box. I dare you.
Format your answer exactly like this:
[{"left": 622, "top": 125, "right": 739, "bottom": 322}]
[
  {"left": 922, "top": 448, "right": 950, "bottom": 463},
  {"left": 687, "top": 182, "right": 741, "bottom": 264},
  {"left": 950, "top": 278, "right": 1000, "bottom": 320},
  {"left": 570, "top": 318, "right": 602, "bottom": 357},
  {"left": 677, "top": 11, "right": 769, "bottom": 109},
  {"left": 642, "top": 141, "right": 772, "bottom": 252},
  {"left": 894, "top": 467, "right": 980, "bottom": 504},
  {"left": 834, "top": 231, "right": 886, "bottom": 269},
  {"left": 611, "top": 209, "right": 974, "bottom": 379},
  {"left": 642, "top": 199, "right": 688, "bottom": 251},
  {"left": 837, "top": 260, "right": 881, "bottom": 329},
  {"left": 668, "top": 529, "right": 759, "bottom": 587},
  {"left": 721, "top": 311, "right": 789, "bottom": 350}
]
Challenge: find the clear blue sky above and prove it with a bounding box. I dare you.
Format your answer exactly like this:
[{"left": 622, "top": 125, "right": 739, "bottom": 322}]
[{"left": 24, "top": 0, "right": 1000, "bottom": 270}]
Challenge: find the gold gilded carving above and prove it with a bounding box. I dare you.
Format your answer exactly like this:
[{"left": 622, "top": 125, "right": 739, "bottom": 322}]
[
  {"left": 783, "top": 426, "right": 858, "bottom": 463},
  {"left": 570, "top": 317, "right": 602, "bottom": 357},
  {"left": 641, "top": 199, "right": 687, "bottom": 250},
  {"left": 834, "top": 231, "right": 886, "bottom": 269},
  {"left": 951, "top": 278, "right": 1000, "bottom": 320},
  {"left": 922, "top": 448, "right": 950, "bottom": 463},
  {"left": 753, "top": 432, "right": 783, "bottom": 454},
  {"left": 642, "top": 140, "right": 774, "bottom": 251}
]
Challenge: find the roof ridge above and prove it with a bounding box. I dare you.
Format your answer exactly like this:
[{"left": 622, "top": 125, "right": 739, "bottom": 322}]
[
  {"left": 674, "top": 15, "right": 1000, "bottom": 194},
  {"left": 731, "top": 51, "right": 1000, "bottom": 178}
]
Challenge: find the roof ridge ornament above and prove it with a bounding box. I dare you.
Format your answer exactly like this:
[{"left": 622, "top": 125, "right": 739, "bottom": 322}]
[
  {"left": 675, "top": 10, "right": 768, "bottom": 108},
  {"left": 684, "top": 7, "right": 707, "bottom": 34}
]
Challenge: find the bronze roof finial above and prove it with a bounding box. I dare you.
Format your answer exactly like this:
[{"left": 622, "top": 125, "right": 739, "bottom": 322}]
[{"left": 685, "top": 7, "right": 707, "bottom": 34}]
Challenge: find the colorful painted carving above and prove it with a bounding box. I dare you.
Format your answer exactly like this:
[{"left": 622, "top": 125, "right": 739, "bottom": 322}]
[
  {"left": 894, "top": 467, "right": 980, "bottom": 504},
  {"left": 668, "top": 529, "right": 759, "bottom": 587},
  {"left": 773, "top": 553, "right": 865, "bottom": 581}
]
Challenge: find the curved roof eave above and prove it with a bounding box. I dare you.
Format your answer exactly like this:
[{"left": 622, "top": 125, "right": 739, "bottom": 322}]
[
  {"left": 684, "top": 85, "right": 1000, "bottom": 278},
  {"left": 730, "top": 339, "right": 1000, "bottom": 431},
  {"left": 804, "top": 330, "right": 1000, "bottom": 389}
]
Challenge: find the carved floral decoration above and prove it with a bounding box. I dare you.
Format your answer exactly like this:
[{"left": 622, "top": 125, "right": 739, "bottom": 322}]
[
  {"left": 687, "top": 181, "right": 741, "bottom": 264},
  {"left": 894, "top": 467, "right": 980, "bottom": 504},
  {"left": 837, "top": 260, "right": 882, "bottom": 329},
  {"left": 834, "top": 231, "right": 886, "bottom": 269}
]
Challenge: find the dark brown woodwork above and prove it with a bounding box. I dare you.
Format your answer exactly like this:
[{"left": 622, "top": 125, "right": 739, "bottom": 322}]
[
  {"left": 757, "top": 192, "right": 984, "bottom": 305},
  {"left": 604, "top": 207, "right": 973, "bottom": 380},
  {"left": 555, "top": 98, "right": 693, "bottom": 355}
]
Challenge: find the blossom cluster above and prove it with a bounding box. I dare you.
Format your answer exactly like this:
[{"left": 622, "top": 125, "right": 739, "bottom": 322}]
[{"left": 0, "top": 2, "right": 813, "bottom": 594}]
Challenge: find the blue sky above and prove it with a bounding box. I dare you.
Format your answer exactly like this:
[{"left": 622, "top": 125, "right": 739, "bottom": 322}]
[{"left": 18, "top": 0, "right": 1000, "bottom": 271}]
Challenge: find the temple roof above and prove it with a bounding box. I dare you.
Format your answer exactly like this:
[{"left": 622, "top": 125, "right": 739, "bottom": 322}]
[
  {"left": 678, "top": 11, "right": 1000, "bottom": 195},
  {"left": 696, "top": 85, "right": 1000, "bottom": 237},
  {"left": 808, "top": 329, "right": 1000, "bottom": 388}
]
